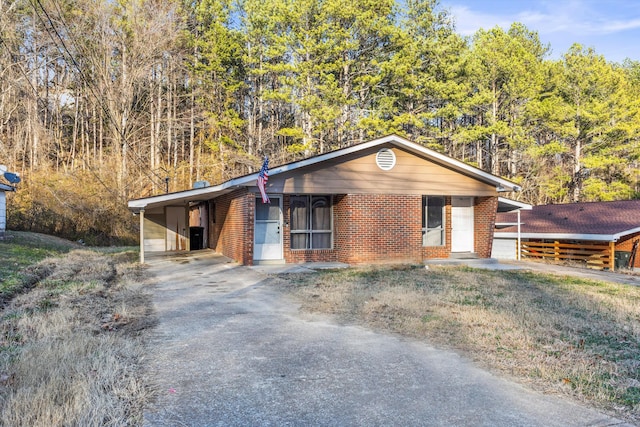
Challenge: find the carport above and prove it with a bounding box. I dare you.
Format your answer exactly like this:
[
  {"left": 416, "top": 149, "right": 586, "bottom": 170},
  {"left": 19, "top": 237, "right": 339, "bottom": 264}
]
[{"left": 128, "top": 184, "right": 239, "bottom": 263}]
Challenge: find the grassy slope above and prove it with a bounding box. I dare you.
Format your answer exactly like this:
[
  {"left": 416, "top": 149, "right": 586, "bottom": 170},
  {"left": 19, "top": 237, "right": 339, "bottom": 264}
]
[
  {"left": 0, "top": 232, "right": 151, "bottom": 426},
  {"left": 278, "top": 264, "right": 640, "bottom": 423},
  {"left": 0, "top": 231, "right": 81, "bottom": 300}
]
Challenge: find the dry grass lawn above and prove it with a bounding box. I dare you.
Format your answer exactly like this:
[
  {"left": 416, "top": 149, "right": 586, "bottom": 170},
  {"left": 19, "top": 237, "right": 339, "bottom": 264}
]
[
  {"left": 2, "top": 234, "right": 637, "bottom": 424},
  {"left": 0, "top": 249, "right": 153, "bottom": 426},
  {"left": 276, "top": 264, "right": 640, "bottom": 423}
]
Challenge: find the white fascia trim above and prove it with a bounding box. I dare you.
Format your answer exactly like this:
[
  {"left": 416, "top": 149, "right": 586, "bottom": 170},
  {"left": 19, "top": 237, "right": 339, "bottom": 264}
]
[
  {"left": 495, "top": 227, "right": 640, "bottom": 242},
  {"left": 127, "top": 143, "right": 343, "bottom": 210},
  {"left": 494, "top": 232, "right": 617, "bottom": 241},
  {"left": 388, "top": 137, "right": 522, "bottom": 192},
  {"left": 498, "top": 197, "right": 532, "bottom": 210},
  {"left": 128, "top": 134, "right": 522, "bottom": 210},
  {"left": 128, "top": 186, "right": 222, "bottom": 209},
  {"left": 613, "top": 227, "right": 640, "bottom": 240},
  {"left": 128, "top": 164, "right": 275, "bottom": 210},
  {"left": 128, "top": 183, "right": 243, "bottom": 210},
  {"left": 266, "top": 134, "right": 403, "bottom": 175}
]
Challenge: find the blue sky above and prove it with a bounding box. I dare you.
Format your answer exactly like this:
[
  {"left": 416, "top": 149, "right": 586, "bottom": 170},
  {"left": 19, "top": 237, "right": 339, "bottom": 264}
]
[{"left": 441, "top": 0, "right": 640, "bottom": 63}]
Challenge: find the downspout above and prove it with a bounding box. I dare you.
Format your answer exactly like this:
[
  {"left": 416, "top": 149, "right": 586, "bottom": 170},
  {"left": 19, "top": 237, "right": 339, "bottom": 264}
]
[{"left": 139, "top": 209, "right": 145, "bottom": 264}]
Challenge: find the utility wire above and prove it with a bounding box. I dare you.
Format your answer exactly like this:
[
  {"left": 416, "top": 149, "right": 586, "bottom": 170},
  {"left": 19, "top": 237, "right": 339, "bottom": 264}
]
[
  {"left": 35, "top": 0, "right": 165, "bottom": 186},
  {"left": 25, "top": 0, "right": 127, "bottom": 199},
  {"left": 28, "top": 0, "right": 170, "bottom": 194},
  {"left": 0, "top": 35, "right": 40, "bottom": 99}
]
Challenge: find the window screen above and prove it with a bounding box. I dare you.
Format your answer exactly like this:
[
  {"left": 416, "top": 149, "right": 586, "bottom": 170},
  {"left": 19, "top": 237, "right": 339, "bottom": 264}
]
[
  {"left": 290, "top": 195, "right": 332, "bottom": 249},
  {"left": 423, "top": 196, "right": 445, "bottom": 246}
]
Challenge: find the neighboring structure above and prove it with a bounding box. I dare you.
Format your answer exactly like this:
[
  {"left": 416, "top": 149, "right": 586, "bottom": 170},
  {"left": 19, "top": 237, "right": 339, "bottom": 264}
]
[
  {"left": 494, "top": 200, "right": 640, "bottom": 270},
  {"left": 0, "top": 183, "right": 16, "bottom": 239},
  {"left": 128, "top": 135, "right": 521, "bottom": 265},
  {"left": 491, "top": 197, "right": 533, "bottom": 260}
]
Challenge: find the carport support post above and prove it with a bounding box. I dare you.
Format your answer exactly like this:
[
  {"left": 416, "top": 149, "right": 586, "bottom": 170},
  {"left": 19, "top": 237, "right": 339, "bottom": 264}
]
[
  {"left": 517, "top": 209, "right": 522, "bottom": 261},
  {"left": 609, "top": 241, "right": 615, "bottom": 271},
  {"left": 139, "top": 209, "right": 145, "bottom": 264}
]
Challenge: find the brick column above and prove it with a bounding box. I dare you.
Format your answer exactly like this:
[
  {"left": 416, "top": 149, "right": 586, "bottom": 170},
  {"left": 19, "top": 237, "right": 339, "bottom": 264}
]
[{"left": 474, "top": 196, "right": 498, "bottom": 258}]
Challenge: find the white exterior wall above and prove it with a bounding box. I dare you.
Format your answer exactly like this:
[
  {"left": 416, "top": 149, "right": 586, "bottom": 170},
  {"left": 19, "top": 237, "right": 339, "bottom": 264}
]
[{"left": 0, "top": 191, "right": 6, "bottom": 233}]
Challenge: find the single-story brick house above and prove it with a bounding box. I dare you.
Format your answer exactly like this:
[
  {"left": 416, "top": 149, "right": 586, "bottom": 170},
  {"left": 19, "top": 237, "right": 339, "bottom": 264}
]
[
  {"left": 128, "top": 135, "right": 521, "bottom": 265},
  {"left": 494, "top": 200, "right": 640, "bottom": 269},
  {"left": 0, "top": 182, "right": 15, "bottom": 239}
]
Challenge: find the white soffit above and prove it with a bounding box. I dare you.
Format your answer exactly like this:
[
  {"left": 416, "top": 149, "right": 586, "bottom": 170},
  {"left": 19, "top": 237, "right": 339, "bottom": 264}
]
[{"left": 498, "top": 197, "right": 532, "bottom": 212}]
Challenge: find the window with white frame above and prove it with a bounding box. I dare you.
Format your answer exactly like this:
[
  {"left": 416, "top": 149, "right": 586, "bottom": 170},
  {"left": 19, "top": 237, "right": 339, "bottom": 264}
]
[
  {"left": 423, "top": 196, "right": 445, "bottom": 246},
  {"left": 290, "top": 195, "right": 332, "bottom": 250}
]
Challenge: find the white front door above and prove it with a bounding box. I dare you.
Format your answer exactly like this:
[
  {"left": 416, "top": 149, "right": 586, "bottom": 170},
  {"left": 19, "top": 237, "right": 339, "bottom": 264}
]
[
  {"left": 166, "top": 206, "right": 187, "bottom": 251},
  {"left": 451, "top": 197, "right": 474, "bottom": 253},
  {"left": 254, "top": 196, "right": 283, "bottom": 261}
]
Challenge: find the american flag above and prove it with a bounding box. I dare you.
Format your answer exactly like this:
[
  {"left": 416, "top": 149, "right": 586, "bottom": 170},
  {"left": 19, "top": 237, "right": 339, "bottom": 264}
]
[{"left": 257, "top": 157, "right": 270, "bottom": 204}]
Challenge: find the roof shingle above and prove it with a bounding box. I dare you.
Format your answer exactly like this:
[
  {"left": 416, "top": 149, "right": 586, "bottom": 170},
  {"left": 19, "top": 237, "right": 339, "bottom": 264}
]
[{"left": 495, "top": 200, "right": 640, "bottom": 236}]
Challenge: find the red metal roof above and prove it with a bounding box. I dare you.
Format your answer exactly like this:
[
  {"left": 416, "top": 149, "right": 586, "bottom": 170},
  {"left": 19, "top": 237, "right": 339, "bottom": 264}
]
[{"left": 496, "top": 200, "right": 640, "bottom": 237}]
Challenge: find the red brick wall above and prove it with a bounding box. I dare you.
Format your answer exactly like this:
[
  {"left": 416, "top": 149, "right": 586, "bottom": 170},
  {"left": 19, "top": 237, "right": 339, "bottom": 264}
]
[
  {"left": 210, "top": 188, "right": 253, "bottom": 265},
  {"left": 474, "top": 196, "right": 498, "bottom": 258},
  {"left": 334, "top": 194, "right": 423, "bottom": 264},
  {"left": 211, "top": 191, "right": 499, "bottom": 265}
]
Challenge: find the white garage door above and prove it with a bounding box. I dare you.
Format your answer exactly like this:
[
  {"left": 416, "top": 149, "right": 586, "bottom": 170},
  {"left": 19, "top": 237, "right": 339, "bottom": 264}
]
[{"left": 492, "top": 238, "right": 517, "bottom": 260}]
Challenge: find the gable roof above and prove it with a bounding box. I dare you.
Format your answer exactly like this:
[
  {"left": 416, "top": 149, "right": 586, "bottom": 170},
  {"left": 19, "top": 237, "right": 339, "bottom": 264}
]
[
  {"left": 128, "top": 134, "right": 521, "bottom": 212},
  {"left": 495, "top": 200, "right": 640, "bottom": 241}
]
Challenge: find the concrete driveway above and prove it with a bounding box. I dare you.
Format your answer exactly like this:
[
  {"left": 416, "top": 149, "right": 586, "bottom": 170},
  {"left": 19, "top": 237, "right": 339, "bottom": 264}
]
[{"left": 142, "top": 252, "right": 632, "bottom": 426}]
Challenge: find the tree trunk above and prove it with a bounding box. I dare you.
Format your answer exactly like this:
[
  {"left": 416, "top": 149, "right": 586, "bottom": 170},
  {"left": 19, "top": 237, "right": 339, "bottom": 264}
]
[{"left": 574, "top": 139, "right": 581, "bottom": 202}]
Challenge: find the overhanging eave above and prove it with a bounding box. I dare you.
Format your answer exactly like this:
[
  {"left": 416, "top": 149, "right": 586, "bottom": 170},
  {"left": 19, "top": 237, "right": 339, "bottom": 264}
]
[{"left": 128, "top": 186, "right": 238, "bottom": 213}]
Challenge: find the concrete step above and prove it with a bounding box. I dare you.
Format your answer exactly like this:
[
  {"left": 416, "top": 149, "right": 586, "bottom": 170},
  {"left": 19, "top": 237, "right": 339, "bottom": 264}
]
[{"left": 448, "top": 252, "right": 480, "bottom": 260}]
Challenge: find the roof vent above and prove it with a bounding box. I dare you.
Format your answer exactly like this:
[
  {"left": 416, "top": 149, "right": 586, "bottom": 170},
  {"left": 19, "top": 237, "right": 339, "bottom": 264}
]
[{"left": 376, "top": 148, "right": 396, "bottom": 171}]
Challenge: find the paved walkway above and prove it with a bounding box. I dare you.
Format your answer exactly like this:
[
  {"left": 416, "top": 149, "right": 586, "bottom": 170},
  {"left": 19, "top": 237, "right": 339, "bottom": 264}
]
[{"left": 142, "top": 252, "right": 633, "bottom": 426}]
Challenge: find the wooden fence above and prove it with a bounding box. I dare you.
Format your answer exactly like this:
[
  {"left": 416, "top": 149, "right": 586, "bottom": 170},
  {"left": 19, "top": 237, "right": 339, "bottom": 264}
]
[{"left": 520, "top": 241, "right": 615, "bottom": 271}]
